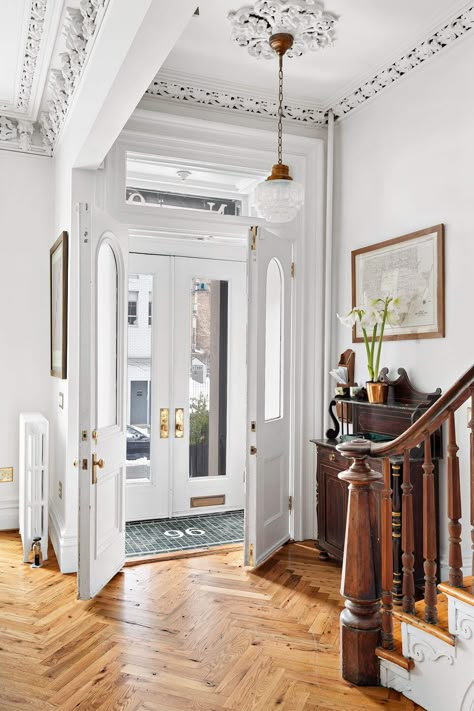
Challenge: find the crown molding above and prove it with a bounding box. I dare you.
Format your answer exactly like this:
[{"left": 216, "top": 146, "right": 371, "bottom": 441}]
[
  {"left": 332, "top": 5, "right": 474, "bottom": 118},
  {"left": 146, "top": 75, "right": 327, "bottom": 127},
  {"left": 16, "top": 0, "right": 48, "bottom": 114},
  {"left": 40, "top": 0, "right": 111, "bottom": 155},
  {"left": 0, "top": 0, "right": 111, "bottom": 157}
]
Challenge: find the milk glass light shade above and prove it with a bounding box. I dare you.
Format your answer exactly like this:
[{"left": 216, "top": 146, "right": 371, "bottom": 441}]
[{"left": 254, "top": 163, "right": 304, "bottom": 224}]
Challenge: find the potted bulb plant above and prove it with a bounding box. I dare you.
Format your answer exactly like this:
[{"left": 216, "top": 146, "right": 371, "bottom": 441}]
[{"left": 338, "top": 296, "right": 404, "bottom": 403}]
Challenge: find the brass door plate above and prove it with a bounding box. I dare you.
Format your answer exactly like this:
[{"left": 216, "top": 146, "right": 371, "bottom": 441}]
[
  {"left": 191, "top": 495, "right": 225, "bottom": 508},
  {"left": 0, "top": 467, "right": 13, "bottom": 482}
]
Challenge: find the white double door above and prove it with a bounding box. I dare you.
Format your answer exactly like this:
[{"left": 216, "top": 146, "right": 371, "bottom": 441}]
[
  {"left": 78, "top": 206, "right": 294, "bottom": 599},
  {"left": 125, "top": 253, "right": 247, "bottom": 522}
]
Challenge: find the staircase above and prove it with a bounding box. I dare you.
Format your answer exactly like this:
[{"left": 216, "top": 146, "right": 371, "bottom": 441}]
[
  {"left": 335, "top": 365, "right": 474, "bottom": 711},
  {"left": 377, "top": 578, "right": 474, "bottom": 710}
]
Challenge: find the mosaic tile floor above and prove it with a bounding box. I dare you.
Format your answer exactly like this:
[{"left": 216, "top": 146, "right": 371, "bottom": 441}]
[{"left": 125, "top": 510, "right": 244, "bottom": 558}]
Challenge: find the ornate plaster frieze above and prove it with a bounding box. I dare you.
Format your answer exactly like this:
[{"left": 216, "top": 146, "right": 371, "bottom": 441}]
[
  {"left": 16, "top": 0, "right": 48, "bottom": 112},
  {"left": 40, "top": 0, "right": 109, "bottom": 153},
  {"left": 146, "top": 78, "right": 327, "bottom": 126},
  {"left": 333, "top": 6, "right": 474, "bottom": 118},
  {"left": 228, "top": 0, "right": 338, "bottom": 58},
  {"left": 0, "top": 115, "right": 45, "bottom": 154}
]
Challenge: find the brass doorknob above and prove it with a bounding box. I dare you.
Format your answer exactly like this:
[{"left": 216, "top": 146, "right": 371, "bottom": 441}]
[{"left": 91, "top": 455, "right": 104, "bottom": 484}]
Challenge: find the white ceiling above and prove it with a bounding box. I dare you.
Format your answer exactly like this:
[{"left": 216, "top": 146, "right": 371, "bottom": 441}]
[{"left": 161, "top": 0, "right": 472, "bottom": 108}]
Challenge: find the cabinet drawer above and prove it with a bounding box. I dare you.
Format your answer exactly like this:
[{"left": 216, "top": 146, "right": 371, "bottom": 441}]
[{"left": 317, "top": 447, "right": 347, "bottom": 469}]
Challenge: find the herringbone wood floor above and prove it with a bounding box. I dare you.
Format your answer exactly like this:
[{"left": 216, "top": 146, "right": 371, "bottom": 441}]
[{"left": 0, "top": 533, "right": 423, "bottom": 710}]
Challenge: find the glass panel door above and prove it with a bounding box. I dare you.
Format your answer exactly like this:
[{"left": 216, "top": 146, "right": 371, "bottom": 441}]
[
  {"left": 173, "top": 258, "right": 247, "bottom": 517},
  {"left": 126, "top": 273, "right": 153, "bottom": 481},
  {"left": 189, "top": 278, "right": 228, "bottom": 478}
]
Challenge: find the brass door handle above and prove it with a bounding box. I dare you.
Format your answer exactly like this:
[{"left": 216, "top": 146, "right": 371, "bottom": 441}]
[
  {"left": 175, "top": 408, "right": 184, "bottom": 438},
  {"left": 160, "top": 408, "right": 169, "bottom": 438},
  {"left": 92, "top": 455, "right": 104, "bottom": 484}
]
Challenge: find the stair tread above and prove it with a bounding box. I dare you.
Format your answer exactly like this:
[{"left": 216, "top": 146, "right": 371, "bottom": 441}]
[
  {"left": 393, "top": 594, "right": 455, "bottom": 646},
  {"left": 376, "top": 618, "right": 415, "bottom": 671},
  {"left": 439, "top": 576, "right": 474, "bottom": 607}
]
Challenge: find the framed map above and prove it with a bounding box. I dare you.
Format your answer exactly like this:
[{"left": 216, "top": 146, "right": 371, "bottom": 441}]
[
  {"left": 352, "top": 225, "right": 445, "bottom": 342},
  {"left": 50, "top": 232, "right": 68, "bottom": 378}
]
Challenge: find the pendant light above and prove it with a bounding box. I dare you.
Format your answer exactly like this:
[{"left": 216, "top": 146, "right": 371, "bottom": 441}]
[{"left": 254, "top": 33, "right": 304, "bottom": 224}]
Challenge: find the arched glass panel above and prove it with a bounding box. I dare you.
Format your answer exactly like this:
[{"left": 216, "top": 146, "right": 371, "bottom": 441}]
[
  {"left": 97, "top": 242, "right": 118, "bottom": 429},
  {"left": 265, "top": 258, "right": 283, "bottom": 421}
]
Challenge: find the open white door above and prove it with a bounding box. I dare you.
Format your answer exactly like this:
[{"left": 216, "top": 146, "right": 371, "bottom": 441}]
[
  {"left": 78, "top": 204, "right": 128, "bottom": 599},
  {"left": 246, "top": 226, "right": 293, "bottom": 567}
]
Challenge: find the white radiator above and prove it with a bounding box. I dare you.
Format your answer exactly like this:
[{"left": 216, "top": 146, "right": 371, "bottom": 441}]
[{"left": 19, "top": 413, "right": 49, "bottom": 563}]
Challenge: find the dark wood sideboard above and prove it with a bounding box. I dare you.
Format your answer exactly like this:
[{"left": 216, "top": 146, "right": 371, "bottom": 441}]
[{"left": 311, "top": 368, "right": 443, "bottom": 603}]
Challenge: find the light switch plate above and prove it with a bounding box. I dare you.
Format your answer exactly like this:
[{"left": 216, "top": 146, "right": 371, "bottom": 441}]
[{"left": 0, "top": 467, "right": 13, "bottom": 483}]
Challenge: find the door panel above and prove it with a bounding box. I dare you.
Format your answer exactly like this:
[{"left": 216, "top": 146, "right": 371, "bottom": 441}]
[
  {"left": 172, "top": 258, "right": 247, "bottom": 515},
  {"left": 246, "top": 227, "right": 293, "bottom": 567},
  {"left": 78, "top": 205, "right": 128, "bottom": 600},
  {"left": 126, "top": 255, "right": 170, "bottom": 521}
]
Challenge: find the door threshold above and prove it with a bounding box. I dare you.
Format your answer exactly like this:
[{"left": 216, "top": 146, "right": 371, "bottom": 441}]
[{"left": 124, "top": 542, "right": 243, "bottom": 566}]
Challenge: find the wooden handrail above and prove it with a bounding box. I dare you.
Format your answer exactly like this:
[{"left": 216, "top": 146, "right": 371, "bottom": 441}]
[
  {"left": 336, "top": 363, "right": 474, "bottom": 686},
  {"left": 369, "top": 364, "right": 474, "bottom": 458}
]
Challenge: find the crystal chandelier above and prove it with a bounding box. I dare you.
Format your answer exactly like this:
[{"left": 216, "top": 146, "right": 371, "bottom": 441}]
[{"left": 254, "top": 33, "right": 304, "bottom": 223}]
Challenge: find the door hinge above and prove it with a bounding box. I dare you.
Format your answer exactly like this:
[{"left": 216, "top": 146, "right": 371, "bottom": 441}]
[
  {"left": 250, "top": 445, "right": 257, "bottom": 455},
  {"left": 250, "top": 226, "right": 258, "bottom": 252},
  {"left": 291, "top": 262, "right": 295, "bottom": 278},
  {"left": 288, "top": 495, "right": 293, "bottom": 511},
  {"left": 92, "top": 430, "right": 98, "bottom": 441},
  {"left": 249, "top": 543, "right": 254, "bottom": 567}
]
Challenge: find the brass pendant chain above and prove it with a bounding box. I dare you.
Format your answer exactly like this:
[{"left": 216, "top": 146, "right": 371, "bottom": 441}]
[{"left": 278, "top": 52, "right": 284, "bottom": 165}]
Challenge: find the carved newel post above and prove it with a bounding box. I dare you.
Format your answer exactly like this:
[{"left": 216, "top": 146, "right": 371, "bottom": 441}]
[{"left": 337, "top": 439, "right": 382, "bottom": 685}]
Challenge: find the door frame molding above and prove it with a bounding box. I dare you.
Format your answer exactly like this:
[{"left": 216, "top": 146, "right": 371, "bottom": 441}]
[{"left": 97, "top": 108, "right": 326, "bottom": 543}]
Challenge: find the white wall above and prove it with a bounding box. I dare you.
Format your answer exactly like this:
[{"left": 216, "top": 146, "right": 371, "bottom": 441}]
[
  {"left": 333, "top": 34, "right": 474, "bottom": 577},
  {"left": 0, "top": 151, "right": 53, "bottom": 529}
]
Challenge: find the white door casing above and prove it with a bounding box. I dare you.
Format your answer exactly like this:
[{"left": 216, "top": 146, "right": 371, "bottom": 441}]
[
  {"left": 246, "top": 227, "right": 293, "bottom": 567},
  {"left": 78, "top": 204, "right": 128, "bottom": 599}
]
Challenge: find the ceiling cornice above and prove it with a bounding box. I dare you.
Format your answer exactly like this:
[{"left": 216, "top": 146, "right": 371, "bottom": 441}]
[
  {"left": 146, "top": 75, "right": 327, "bottom": 127},
  {"left": 333, "top": 5, "right": 474, "bottom": 118},
  {"left": 0, "top": 0, "right": 111, "bottom": 157},
  {"left": 16, "top": 0, "right": 48, "bottom": 114}
]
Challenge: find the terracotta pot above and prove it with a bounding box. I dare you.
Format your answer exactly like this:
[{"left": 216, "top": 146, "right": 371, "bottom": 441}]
[{"left": 366, "top": 381, "right": 388, "bottom": 404}]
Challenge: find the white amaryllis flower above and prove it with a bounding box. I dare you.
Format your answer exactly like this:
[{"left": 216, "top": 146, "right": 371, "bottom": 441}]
[
  {"left": 336, "top": 294, "right": 403, "bottom": 383},
  {"left": 337, "top": 307, "right": 365, "bottom": 328},
  {"left": 385, "top": 295, "right": 408, "bottom": 326}
]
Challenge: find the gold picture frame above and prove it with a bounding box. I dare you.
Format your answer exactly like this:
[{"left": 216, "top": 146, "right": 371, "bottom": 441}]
[
  {"left": 352, "top": 225, "right": 445, "bottom": 343},
  {"left": 50, "top": 232, "right": 68, "bottom": 378}
]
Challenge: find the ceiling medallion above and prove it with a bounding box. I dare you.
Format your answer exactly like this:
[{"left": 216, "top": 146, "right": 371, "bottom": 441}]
[{"left": 228, "top": 0, "right": 338, "bottom": 59}]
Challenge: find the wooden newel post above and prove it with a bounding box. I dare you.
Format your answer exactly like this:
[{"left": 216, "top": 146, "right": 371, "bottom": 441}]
[{"left": 337, "top": 439, "right": 383, "bottom": 686}]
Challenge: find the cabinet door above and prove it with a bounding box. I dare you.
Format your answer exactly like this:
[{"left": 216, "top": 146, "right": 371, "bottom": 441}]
[{"left": 318, "top": 464, "right": 348, "bottom": 559}]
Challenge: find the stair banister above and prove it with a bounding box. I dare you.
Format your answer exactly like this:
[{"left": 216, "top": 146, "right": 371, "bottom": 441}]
[{"left": 336, "top": 363, "right": 474, "bottom": 685}]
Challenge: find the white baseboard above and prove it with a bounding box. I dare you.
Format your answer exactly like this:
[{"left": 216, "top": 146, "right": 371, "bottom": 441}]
[
  {"left": 0, "top": 498, "right": 19, "bottom": 530},
  {"left": 49, "top": 503, "right": 78, "bottom": 574}
]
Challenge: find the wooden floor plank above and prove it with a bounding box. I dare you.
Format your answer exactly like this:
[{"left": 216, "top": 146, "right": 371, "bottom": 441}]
[{"left": 0, "top": 532, "right": 424, "bottom": 710}]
